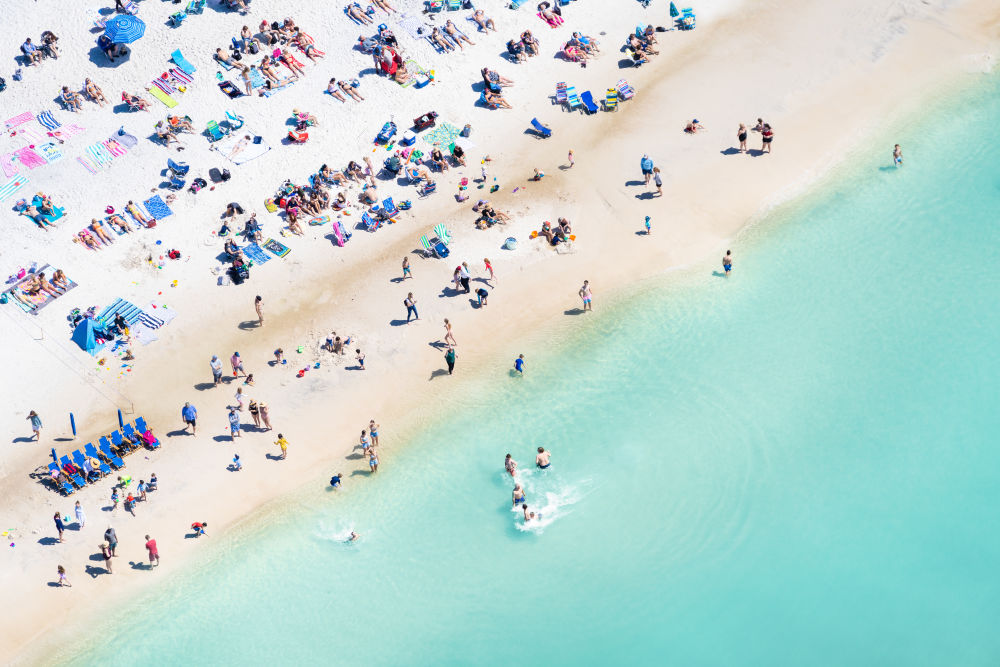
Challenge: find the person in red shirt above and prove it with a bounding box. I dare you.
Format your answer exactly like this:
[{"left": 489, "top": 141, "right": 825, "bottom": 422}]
[
  {"left": 191, "top": 522, "right": 208, "bottom": 538},
  {"left": 144, "top": 535, "right": 159, "bottom": 567}
]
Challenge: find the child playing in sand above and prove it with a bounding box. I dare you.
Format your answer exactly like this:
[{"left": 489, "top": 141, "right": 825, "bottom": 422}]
[
  {"left": 532, "top": 168, "right": 544, "bottom": 181},
  {"left": 645, "top": 216, "right": 652, "bottom": 235}
]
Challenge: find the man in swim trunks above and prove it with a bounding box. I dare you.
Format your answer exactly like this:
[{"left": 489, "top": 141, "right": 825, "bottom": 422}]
[
  {"left": 536, "top": 447, "right": 551, "bottom": 469},
  {"left": 579, "top": 280, "right": 593, "bottom": 312},
  {"left": 723, "top": 250, "right": 733, "bottom": 277},
  {"left": 513, "top": 483, "right": 526, "bottom": 506},
  {"left": 893, "top": 144, "right": 903, "bottom": 165}
]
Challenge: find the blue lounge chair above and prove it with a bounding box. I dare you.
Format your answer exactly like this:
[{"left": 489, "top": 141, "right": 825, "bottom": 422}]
[
  {"left": 362, "top": 211, "right": 381, "bottom": 232},
  {"left": 99, "top": 441, "right": 125, "bottom": 469},
  {"left": 134, "top": 416, "right": 148, "bottom": 433},
  {"left": 205, "top": 120, "right": 227, "bottom": 141},
  {"left": 530, "top": 118, "right": 552, "bottom": 137},
  {"left": 122, "top": 423, "right": 136, "bottom": 439},
  {"left": 171, "top": 49, "right": 197, "bottom": 75},
  {"left": 187, "top": 0, "right": 206, "bottom": 13},
  {"left": 420, "top": 234, "right": 450, "bottom": 259},
  {"left": 49, "top": 463, "right": 76, "bottom": 495},
  {"left": 168, "top": 174, "right": 186, "bottom": 190},
  {"left": 580, "top": 90, "right": 599, "bottom": 114},
  {"left": 84, "top": 443, "right": 114, "bottom": 475},
  {"left": 170, "top": 11, "right": 187, "bottom": 26},
  {"left": 72, "top": 449, "right": 87, "bottom": 465},
  {"left": 59, "top": 456, "right": 87, "bottom": 488},
  {"left": 111, "top": 429, "right": 134, "bottom": 453},
  {"left": 381, "top": 197, "right": 400, "bottom": 217},
  {"left": 167, "top": 158, "right": 190, "bottom": 175}
]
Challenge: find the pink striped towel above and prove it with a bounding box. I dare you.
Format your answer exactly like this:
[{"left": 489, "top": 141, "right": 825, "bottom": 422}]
[
  {"left": 14, "top": 147, "right": 48, "bottom": 170},
  {"left": 4, "top": 112, "right": 34, "bottom": 129},
  {"left": 103, "top": 139, "right": 128, "bottom": 157},
  {"left": 48, "top": 124, "right": 86, "bottom": 142},
  {"left": 76, "top": 156, "right": 99, "bottom": 174}
]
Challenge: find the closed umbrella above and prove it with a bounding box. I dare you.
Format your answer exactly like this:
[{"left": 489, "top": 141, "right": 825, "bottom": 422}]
[
  {"left": 104, "top": 15, "right": 146, "bottom": 44},
  {"left": 670, "top": 2, "right": 679, "bottom": 17}
]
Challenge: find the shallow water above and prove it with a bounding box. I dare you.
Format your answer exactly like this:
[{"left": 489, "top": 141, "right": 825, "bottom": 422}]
[{"left": 65, "top": 77, "right": 1000, "bottom": 665}]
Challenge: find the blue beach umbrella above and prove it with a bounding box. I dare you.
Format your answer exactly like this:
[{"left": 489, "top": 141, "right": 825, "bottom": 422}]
[
  {"left": 104, "top": 15, "right": 146, "bottom": 44},
  {"left": 670, "top": 2, "right": 679, "bottom": 17}
]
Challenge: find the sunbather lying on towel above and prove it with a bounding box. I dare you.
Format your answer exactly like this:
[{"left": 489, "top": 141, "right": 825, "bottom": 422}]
[
  {"left": 108, "top": 213, "right": 133, "bottom": 233},
  {"left": 430, "top": 28, "right": 454, "bottom": 52},
  {"left": 19, "top": 204, "right": 51, "bottom": 229},
  {"left": 347, "top": 4, "right": 373, "bottom": 24},
  {"left": 472, "top": 10, "right": 496, "bottom": 32},
  {"left": 90, "top": 218, "right": 115, "bottom": 244},
  {"left": 372, "top": 0, "right": 396, "bottom": 13},
  {"left": 259, "top": 57, "right": 281, "bottom": 82},
  {"left": 445, "top": 20, "right": 475, "bottom": 49},
  {"left": 84, "top": 78, "right": 108, "bottom": 106},
  {"left": 538, "top": 8, "right": 563, "bottom": 27},
  {"left": 279, "top": 49, "right": 304, "bottom": 77},
  {"left": 215, "top": 48, "right": 236, "bottom": 67},
  {"left": 61, "top": 86, "right": 82, "bottom": 112},
  {"left": 291, "top": 30, "right": 325, "bottom": 62},
  {"left": 337, "top": 78, "right": 364, "bottom": 101},
  {"left": 126, "top": 200, "right": 151, "bottom": 225},
  {"left": 75, "top": 231, "right": 99, "bottom": 249},
  {"left": 29, "top": 273, "right": 60, "bottom": 298}
]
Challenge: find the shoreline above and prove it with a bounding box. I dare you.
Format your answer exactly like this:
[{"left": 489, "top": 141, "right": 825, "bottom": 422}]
[{"left": 4, "top": 0, "right": 999, "bottom": 661}]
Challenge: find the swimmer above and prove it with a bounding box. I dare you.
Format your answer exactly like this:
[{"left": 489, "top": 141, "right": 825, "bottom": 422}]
[
  {"left": 348, "top": 531, "right": 360, "bottom": 542},
  {"left": 330, "top": 473, "right": 342, "bottom": 488},
  {"left": 512, "top": 483, "right": 526, "bottom": 506},
  {"left": 893, "top": 144, "right": 903, "bottom": 166},
  {"left": 723, "top": 250, "right": 733, "bottom": 277},
  {"left": 522, "top": 503, "right": 531, "bottom": 520},
  {"left": 535, "top": 447, "right": 551, "bottom": 469},
  {"left": 505, "top": 453, "right": 518, "bottom": 477}
]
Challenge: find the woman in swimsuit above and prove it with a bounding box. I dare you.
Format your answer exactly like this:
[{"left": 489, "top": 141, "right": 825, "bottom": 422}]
[
  {"left": 359, "top": 430, "right": 370, "bottom": 456},
  {"left": 505, "top": 454, "right": 518, "bottom": 477},
  {"left": 512, "top": 483, "right": 526, "bottom": 506},
  {"left": 521, "top": 31, "right": 539, "bottom": 56},
  {"left": 338, "top": 78, "right": 364, "bottom": 101},
  {"left": 51, "top": 269, "right": 69, "bottom": 291},
  {"left": 369, "top": 420, "right": 380, "bottom": 447},
  {"left": 84, "top": 78, "right": 108, "bottom": 106},
  {"left": 761, "top": 123, "right": 774, "bottom": 153},
  {"left": 737, "top": 123, "right": 748, "bottom": 152},
  {"left": 90, "top": 219, "right": 114, "bottom": 244},
  {"left": 369, "top": 448, "right": 379, "bottom": 473},
  {"left": 61, "top": 87, "right": 82, "bottom": 112},
  {"left": 372, "top": 0, "right": 397, "bottom": 12},
  {"left": 327, "top": 78, "right": 346, "bottom": 101},
  {"left": 259, "top": 57, "right": 280, "bottom": 83},
  {"left": 248, "top": 400, "right": 260, "bottom": 428}
]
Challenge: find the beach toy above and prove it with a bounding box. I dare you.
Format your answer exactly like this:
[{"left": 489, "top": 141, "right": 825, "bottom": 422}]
[
  {"left": 512, "top": 187, "right": 520, "bottom": 193},
  {"left": 297, "top": 346, "right": 304, "bottom": 353},
  {"left": 155, "top": 240, "right": 162, "bottom": 245},
  {"left": 281, "top": 359, "right": 287, "bottom": 364},
  {"left": 314, "top": 362, "right": 320, "bottom": 369},
  {"left": 490, "top": 185, "right": 500, "bottom": 193},
  {"left": 297, "top": 370, "right": 305, "bottom": 378}
]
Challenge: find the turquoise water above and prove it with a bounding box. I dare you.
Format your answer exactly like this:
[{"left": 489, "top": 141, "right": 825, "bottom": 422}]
[{"left": 66, "top": 78, "right": 999, "bottom": 665}]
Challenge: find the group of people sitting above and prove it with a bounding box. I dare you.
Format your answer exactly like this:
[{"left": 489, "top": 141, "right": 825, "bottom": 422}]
[
  {"left": 564, "top": 31, "right": 600, "bottom": 61},
  {"left": 506, "top": 30, "right": 540, "bottom": 62},
  {"left": 155, "top": 114, "right": 195, "bottom": 144},
  {"left": 59, "top": 79, "right": 110, "bottom": 110},
  {"left": 481, "top": 66, "right": 514, "bottom": 108},
  {"left": 20, "top": 32, "right": 59, "bottom": 65},
  {"left": 16, "top": 193, "right": 59, "bottom": 229},
  {"left": 7, "top": 269, "right": 71, "bottom": 310},
  {"left": 474, "top": 201, "right": 511, "bottom": 229},
  {"left": 627, "top": 26, "right": 658, "bottom": 64},
  {"left": 214, "top": 19, "right": 324, "bottom": 93},
  {"left": 538, "top": 217, "right": 573, "bottom": 245},
  {"left": 50, "top": 429, "right": 160, "bottom": 489}
]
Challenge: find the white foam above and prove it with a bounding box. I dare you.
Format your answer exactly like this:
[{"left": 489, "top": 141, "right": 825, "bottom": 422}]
[{"left": 515, "top": 485, "right": 581, "bottom": 534}]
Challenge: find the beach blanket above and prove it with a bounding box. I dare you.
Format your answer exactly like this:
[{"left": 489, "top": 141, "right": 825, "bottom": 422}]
[
  {"left": 116, "top": 129, "right": 138, "bottom": 148},
  {"left": 143, "top": 195, "right": 173, "bottom": 220},
  {"left": 263, "top": 238, "right": 290, "bottom": 258},
  {"left": 213, "top": 130, "right": 272, "bottom": 164},
  {"left": 86, "top": 143, "right": 115, "bottom": 168},
  {"left": 13, "top": 147, "right": 47, "bottom": 170},
  {"left": 37, "top": 143, "right": 62, "bottom": 163},
  {"left": 4, "top": 266, "right": 77, "bottom": 314},
  {"left": 36, "top": 110, "right": 60, "bottom": 131},
  {"left": 422, "top": 122, "right": 462, "bottom": 146},
  {"left": 401, "top": 59, "right": 428, "bottom": 88},
  {"left": 17, "top": 128, "right": 45, "bottom": 145},
  {"left": 104, "top": 138, "right": 128, "bottom": 157},
  {"left": 398, "top": 13, "right": 426, "bottom": 41},
  {"left": 170, "top": 68, "right": 193, "bottom": 86},
  {"left": 248, "top": 67, "right": 266, "bottom": 89},
  {"left": 76, "top": 157, "right": 99, "bottom": 174},
  {"left": 96, "top": 297, "right": 144, "bottom": 327},
  {"left": 243, "top": 242, "right": 272, "bottom": 265},
  {"left": 148, "top": 87, "right": 179, "bottom": 108},
  {"left": 4, "top": 112, "right": 34, "bottom": 129},
  {"left": 0, "top": 174, "right": 29, "bottom": 201},
  {"left": 151, "top": 77, "right": 177, "bottom": 95}
]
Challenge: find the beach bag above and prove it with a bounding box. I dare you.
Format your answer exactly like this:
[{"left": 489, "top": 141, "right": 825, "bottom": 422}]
[
  {"left": 248, "top": 41, "right": 259, "bottom": 54},
  {"left": 231, "top": 50, "right": 242, "bottom": 61},
  {"left": 265, "top": 198, "right": 278, "bottom": 213},
  {"left": 221, "top": 168, "right": 231, "bottom": 181}
]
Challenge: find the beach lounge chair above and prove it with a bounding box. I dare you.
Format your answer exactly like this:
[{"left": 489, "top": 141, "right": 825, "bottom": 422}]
[
  {"left": 59, "top": 456, "right": 88, "bottom": 488},
  {"left": 49, "top": 463, "right": 76, "bottom": 495},
  {"left": 83, "top": 443, "right": 113, "bottom": 474},
  {"left": 122, "top": 423, "right": 137, "bottom": 440},
  {"left": 604, "top": 88, "right": 618, "bottom": 111},
  {"left": 433, "top": 223, "right": 452, "bottom": 245},
  {"left": 555, "top": 82, "right": 567, "bottom": 104},
  {"left": 226, "top": 110, "right": 245, "bottom": 130},
  {"left": 122, "top": 0, "right": 139, "bottom": 14},
  {"left": 565, "top": 86, "right": 582, "bottom": 111},
  {"left": 168, "top": 174, "right": 186, "bottom": 190},
  {"left": 447, "top": 0, "right": 461, "bottom": 8},
  {"left": 205, "top": 120, "right": 227, "bottom": 141},
  {"left": 616, "top": 79, "right": 636, "bottom": 100},
  {"left": 478, "top": 91, "right": 498, "bottom": 109},
  {"left": 381, "top": 197, "right": 400, "bottom": 217},
  {"left": 94, "top": 14, "right": 109, "bottom": 30},
  {"left": 167, "top": 158, "right": 190, "bottom": 175},
  {"left": 530, "top": 118, "right": 552, "bottom": 138},
  {"left": 420, "top": 234, "right": 450, "bottom": 259},
  {"left": 171, "top": 49, "right": 197, "bottom": 75},
  {"left": 98, "top": 442, "right": 125, "bottom": 470},
  {"left": 170, "top": 11, "right": 187, "bottom": 26},
  {"left": 426, "top": 0, "right": 444, "bottom": 11},
  {"left": 580, "top": 90, "right": 599, "bottom": 114},
  {"left": 362, "top": 211, "right": 381, "bottom": 232},
  {"left": 186, "top": 0, "right": 206, "bottom": 13},
  {"left": 135, "top": 416, "right": 149, "bottom": 433}
]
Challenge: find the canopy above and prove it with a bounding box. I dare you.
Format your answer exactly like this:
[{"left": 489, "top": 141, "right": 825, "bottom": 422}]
[
  {"left": 71, "top": 318, "right": 105, "bottom": 356},
  {"left": 105, "top": 15, "right": 146, "bottom": 44}
]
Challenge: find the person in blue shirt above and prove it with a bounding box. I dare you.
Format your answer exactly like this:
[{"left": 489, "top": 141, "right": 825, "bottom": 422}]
[
  {"left": 514, "top": 354, "right": 525, "bottom": 374},
  {"left": 181, "top": 402, "right": 198, "bottom": 435},
  {"left": 21, "top": 38, "right": 42, "bottom": 65},
  {"left": 640, "top": 154, "right": 654, "bottom": 185},
  {"left": 329, "top": 473, "right": 342, "bottom": 488}
]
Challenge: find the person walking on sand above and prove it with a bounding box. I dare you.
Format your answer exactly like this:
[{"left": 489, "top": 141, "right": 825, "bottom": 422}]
[
  {"left": 405, "top": 292, "right": 419, "bottom": 323},
  {"left": 640, "top": 154, "right": 654, "bottom": 185},
  {"left": 182, "top": 402, "right": 197, "bottom": 435},
  {"left": 369, "top": 420, "right": 380, "bottom": 447},
  {"left": 229, "top": 408, "right": 241, "bottom": 439},
  {"left": 579, "top": 280, "right": 593, "bottom": 312},
  {"left": 54, "top": 512, "right": 65, "bottom": 543},
  {"left": 738, "top": 123, "right": 748, "bottom": 153},
  {"left": 27, "top": 410, "right": 42, "bottom": 441},
  {"left": 57, "top": 565, "right": 71, "bottom": 587},
  {"left": 645, "top": 216, "right": 652, "bottom": 235},
  {"left": 723, "top": 250, "right": 733, "bottom": 276},
  {"left": 231, "top": 351, "right": 246, "bottom": 377},
  {"left": 761, "top": 124, "right": 774, "bottom": 153},
  {"left": 274, "top": 433, "right": 288, "bottom": 459},
  {"left": 402, "top": 256, "right": 412, "bottom": 280},
  {"left": 104, "top": 526, "right": 118, "bottom": 556},
  {"left": 74, "top": 501, "right": 86, "bottom": 528},
  {"left": 514, "top": 354, "right": 525, "bottom": 374},
  {"left": 567, "top": 149, "right": 574, "bottom": 168},
  {"left": 459, "top": 262, "right": 471, "bottom": 293},
  {"left": 444, "top": 346, "right": 456, "bottom": 375},
  {"left": 110, "top": 488, "right": 120, "bottom": 512},
  {"left": 210, "top": 355, "right": 223, "bottom": 386},
  {"left": 356, "top": 349, "right": 366, "bottom": 370},
  {"left": 100, "top": 541, "right": 113, "bottom": 574},
  {"left": 259, "top": 402, "right": 272, "bottom": 430},
  {"left": 145, "top": 535, "right": 160, "bottom": 567},
  {"left": 255, "top": 295, "right": 264, "bottom": 327},
  {"left": 484, "top": 257, "right": 495, "bottom": 283},
  {"left": 893, "top": 144, "right": 903, "bottom": 166},
  {"left": 444, "top": 318, "right": 457, "bottom": 346},
  {"left": 653, "top": 167, "right": 663, "bottom": 196}
]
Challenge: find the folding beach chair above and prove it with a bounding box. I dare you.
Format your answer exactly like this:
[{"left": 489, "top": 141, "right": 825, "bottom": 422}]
[
  {"left": 580, "top": 90, "right": 599, "bottom": 114},
  {"left": 84, "top": 443, "right": 113, "bottom": 475},
  {"left": 426, "top": 0, "right": 444, "bottom": 11},
  {"left": 49, "top": 463, "right": 76, "bottom": 495},
  {"left": 433, "top": 223, "right": 452, "bottom": 245},
  {"left": 134, "top": 417, "right": 148, "bottom": 433},
  {"left": 381, "top": 197, "right": 400, "bottom": 217},
  {"left": 225, "top": 110, "right": 245, "bottom": 130},
  {"left": 555, "top": 82, "right": 567, "bottom": 104},
  {"left": 205, "top": 120, "right": 227, "bottom": 141},
  {"left": 167, "top": 158, "right": 190, "bottom": 175},
  {"left": 604, "top": 88, "right": 618, "bottom": 111},
  {"left": 168, "top": 174, "right": 186, "bottom": 190},
  {"left": 122, "top": 0, "right": 139, "bottom": 14},
  {"left": 565, "top": 86, "right": 582, "bottom": 110},
  {"left": 530, "top": 118, "right": 552, "bottom": 137},
  {"left": 99, "top": 441, "right": 125, "bottom": 469},
  {"left": 616, "top": 79, "right": 635, "bottom": 100},
  {"left": 419, "top": 181, "right": 437, "bottom": 197},
  {"left": 186, "top": 0, "right": 206, "bottom": 13},
  {"left": 170, "top": 12, "right": 187, "bottom": 26},
  {"left": 447, "top": 0, "right": 461, "bottom": 9},
  {"left": 94, "top": 14, "right": 109, "bottom": 30},
  {"left": 362, "top": 212, "right": 381, "bottom": 232}
]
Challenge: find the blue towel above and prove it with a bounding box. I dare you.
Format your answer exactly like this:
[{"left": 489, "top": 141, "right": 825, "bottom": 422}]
[
  {"left": 36, "top": 110, "right": 60, "bottom": 131},
  {"left": 243, "top": 242, "right": 272, "bottom": 265},
  {"left": 143, "top": 195, "right": 173, "bottom": 220}
]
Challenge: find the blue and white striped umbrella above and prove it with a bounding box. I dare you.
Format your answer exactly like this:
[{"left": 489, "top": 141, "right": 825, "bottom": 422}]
[{"left": 104, "top": 15, "right": 146, "bottom": 44}]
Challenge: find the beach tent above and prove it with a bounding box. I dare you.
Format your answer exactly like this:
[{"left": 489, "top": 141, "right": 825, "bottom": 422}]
[{"left": 71, "top": 318, "right": 105, "bottom": 356}]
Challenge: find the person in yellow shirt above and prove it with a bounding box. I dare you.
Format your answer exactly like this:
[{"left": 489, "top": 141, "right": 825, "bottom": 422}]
[{"left": 274, "top": 434, "right": 288, "bottom": 460}]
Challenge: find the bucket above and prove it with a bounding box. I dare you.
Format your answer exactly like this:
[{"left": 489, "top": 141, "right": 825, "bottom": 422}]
[{"left": 503, "top": 237, "right": 517, "bottom": 250}]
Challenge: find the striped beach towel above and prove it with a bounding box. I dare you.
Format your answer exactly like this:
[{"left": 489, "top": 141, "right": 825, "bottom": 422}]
[
  {"left": 170, "top": 68, "right": 193, "bottom": 86},
  {"left": 36, "top": 110, "right": 61, "bottom": 131},
  {"left": 76, "top": 156, "right": 99, "bottom": 174},
  {"left": 37, "top": 143, "right": 62, "bottom": 163},
  {"left": 137, "top": 310, "right": 165, "bottom": 329},
  {"left": 87, "top": 143, "right": 115, "bottom": 168},
  {"left": 151, "top": 77, "right": 177, "bottom": 95},
  {"left": 4, "top": 112, "right": 34, "bottom": 129},
  {"left": 55, "top": 123, "right": 86, "bottom": 139},
  {"left": 0, "top": 174, "right": 29, "bottom": 201},
  {"left": 14, "top": 147, "right": 48, "bottom": 170},
  {"left": 18, "top": 128, "right": 45, "bottom": 145},
  {"left": 103, "top": 138, "right": 128, "bottom": 157}
]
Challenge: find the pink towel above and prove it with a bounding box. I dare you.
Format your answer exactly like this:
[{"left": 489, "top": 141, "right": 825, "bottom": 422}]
[
  {"left": 18, "top": 128, "right": 44, "bottom": 145},
  {"left": 50, "top": 124, "right": 86, "bottom": 140},
  {"left": 4, "top": 112, "right": 34, "bottom": 129},
  {"left": 104, "top": 139, "right": 128, "bottom": 157},
  {"left": 76, "top": 156, "right": 98, "bottom": 174},
  {"left": 13, "top": 147, "right": 48, "bottom": 170},
  {"left": 1, "top": 153, "right": 19, "bottom": 178}
]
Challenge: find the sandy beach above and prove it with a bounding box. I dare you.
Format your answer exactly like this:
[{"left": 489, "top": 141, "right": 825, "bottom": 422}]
[{"left": 1, "top": 0, "right": 997, "bottom": 660}]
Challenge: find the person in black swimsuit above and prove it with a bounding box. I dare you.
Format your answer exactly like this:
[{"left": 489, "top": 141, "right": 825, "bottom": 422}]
[
  {"left": 737, "top": 123, "right": 748, "bottom": 153},
  {"left": 761, "top": 123, "right": 774, "bottom": 153}
]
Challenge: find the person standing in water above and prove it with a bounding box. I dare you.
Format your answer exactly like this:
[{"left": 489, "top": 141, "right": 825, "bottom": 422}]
[
  {"left": 723, "top": 250, "right": 733, "bottom": 277},
  {"left": 505, "top": 454, "right": 518, "bottom": 477},
  {"left": 536, "top": 447, "right": 551, "bottom": 469},
  {"left": 369, "top": 420, "right": 380, "bottom": 447},
  {"left": 514, "top": 354, "right": 525, "bottom": 374},
  {"left": 522, "top": 504, "right": 535, "bottom": 521},
  {"left": 444, "top": 346, "right": 456, "bottom": 375},
  {"left": 512, "top": 483, "right": 526, "bottom": 506},
  {"left": 893, "top": 144, "right": 903, "bottom": 166},
  {"left": 579, "top": 280, "right": 593, "bottom": 312}
]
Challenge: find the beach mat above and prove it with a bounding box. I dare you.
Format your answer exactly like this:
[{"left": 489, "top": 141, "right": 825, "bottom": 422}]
[
  {"left": 148, "top": 87, "right": 178, "bottom": 108},
  {"left": 0, "top": 174, "right": 29, "bottom": 201},
  {"left": 96, "top": 297, "right": 144, "bottom": 326},
  {"left": 37, "top": 142, "right": 63, "bottom": 163},
  {"left": 243, "top": 242, "right": 272, "bottom": 265},
  {"left": 76, "top": 157, "right": 99, "bottom": 174},
  {"left": 213, "top": 130, "right": 272, "bottom": 165},
  {"left": 4, "top": 112, "right": 34, "bottom": 129},
  {"left": 143, "top": 195, "right": 173, "bottom": 220},
  {"left": 262, "top": 238, "right": 290, "bottom": 258},
  {"left": 260, "top": 80, "right": 295, "bottom": 98},
  {"left": 423, "top": 122, "right": 462, "bottom": 146},
  {"left": 116, "top": 128, "right": 138, "bottom": 148},
  {"left": 4, "top": 265, "right": 77, "bottom": 313},
  {"left": 14, "top": 147, "right": 48, "bottom": 170},
  {"left": 398, "top": 13, "right": 426, "bottom": 41},
  {"left": 1, "top": 153, "right": 20, "bottom": 178}
]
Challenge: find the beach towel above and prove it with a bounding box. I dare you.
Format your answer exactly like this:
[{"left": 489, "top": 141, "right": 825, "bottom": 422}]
[
  {"left": 242, "top": 242, "right": 272, "bottom": 265},
  {"left": 248, "top": 67, "right": 266, "bottom": 89},
  {"left": 171, "top": 49, "right": 197, "bottom": 76},
  {"left": 1, "top": 153, "right": 19, "bottom": 178},
  {"left": 4, "top": 112, "right": 34, "bottom": 129},
  {"left": 17, "top": 128, "right": 45, "bottom": 145},
  {"left": 76, "top": 156, "right": 99, "bottom": 174},
  {"left": 213, "top": 129, "right": 272, "bottom": 164},
  {"left": 36, "top": 110, "right": 60, "bottom": 131},
  {"left": 218, "top": 80, "right": 243, "bottom": 99},
  {"left": 5, "top": 266, "right": 77, "bottom": 314},
  {"left": 143, "top": 195, "right": 173, "bottom": 219},
  {"left": 116, "top": 128, "right": 138, "bottom": 148},
  {"left": 422, "top": 122, "right": 462, "bottom": 146},
  {"left": 151, "top": 77, "right": 177, "bottom": 95},
  {"left": 14, "top": 147, "right": 48, "bottom": 170},
  {"left": 104, "top": 138, "right": 128, "bottom": 157},
  {"left": 37, "top": 143, "right": 62, "bottom": 163},
  {"left": 0, "top": 174, "right": 29, "bottom": 201},
  {"left": 51, "top": 123, "right": 86, "bottom": 140},
  {"left": 148, "top": 87, "right": 179, "bottom": 108},
  {"left": 170, "top": 68, "right": 193, "bottom": 86},
  {"left": 262, "top": 238, "right": 290, "bottom": 258},
  {"left": 96, "top": 298, "right": 144, "bottom": 327},
  {"left": 86, "top": 143, "right": 115, "bottom": 168},
  {"left": 398, "top": 13, "right": 426, "bottom": 41}
]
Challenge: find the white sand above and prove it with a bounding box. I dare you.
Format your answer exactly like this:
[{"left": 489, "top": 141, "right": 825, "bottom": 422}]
[{"left": 1, "top": 0, "right": 997, "bottom": 659}]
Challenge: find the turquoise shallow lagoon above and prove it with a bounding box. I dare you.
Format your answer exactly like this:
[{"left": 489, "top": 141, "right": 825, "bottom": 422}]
[{"left": 65, "top": 77, "right": 999, "bottom": 665}]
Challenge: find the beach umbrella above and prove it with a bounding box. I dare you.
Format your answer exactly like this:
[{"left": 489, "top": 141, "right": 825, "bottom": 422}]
[
  {"left": 104, "top": 15, "right": 146, "bottom": 44},
  {"left": 670, "top": 1, "right": 679, "bottom": 17}
]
